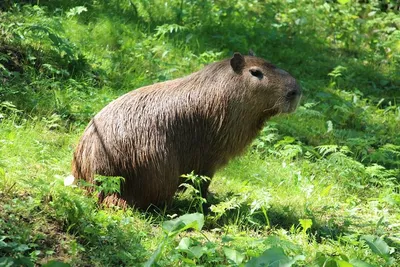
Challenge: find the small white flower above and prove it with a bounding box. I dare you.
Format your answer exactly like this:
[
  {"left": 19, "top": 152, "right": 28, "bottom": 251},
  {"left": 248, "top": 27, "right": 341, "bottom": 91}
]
[{"left": 64, "top": 175, "right": 75, "bottom": 186}]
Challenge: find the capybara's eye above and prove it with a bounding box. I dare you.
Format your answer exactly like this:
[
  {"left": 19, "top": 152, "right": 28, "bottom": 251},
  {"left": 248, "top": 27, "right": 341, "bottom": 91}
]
[{"left": 249, "top": 69, "right": 263, "bottom": 79}]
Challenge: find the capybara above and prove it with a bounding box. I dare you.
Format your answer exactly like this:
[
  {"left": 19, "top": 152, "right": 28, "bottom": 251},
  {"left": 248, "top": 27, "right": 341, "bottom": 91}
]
[{"left": 72, "top": 52, "right": 301, "bottom": 208}]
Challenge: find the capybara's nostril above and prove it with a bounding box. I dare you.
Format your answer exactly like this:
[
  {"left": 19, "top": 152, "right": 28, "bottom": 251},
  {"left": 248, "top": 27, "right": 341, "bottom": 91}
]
[
  {"left": 287, "top": 88, "right": 300, "bottom": 99},
  {"left": 286, "top": 81, "right": 302, "bottom": 99}
]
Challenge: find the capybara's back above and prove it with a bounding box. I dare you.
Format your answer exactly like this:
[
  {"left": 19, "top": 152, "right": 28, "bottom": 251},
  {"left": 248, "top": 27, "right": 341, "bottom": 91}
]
[{"left": 72, "top": 53, "right": 301, "bottom": 208}]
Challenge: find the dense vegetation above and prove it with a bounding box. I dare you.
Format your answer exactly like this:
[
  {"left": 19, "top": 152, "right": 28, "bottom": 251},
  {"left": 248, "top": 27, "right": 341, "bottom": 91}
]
[{"left": 1, "top": 0, "right": 399, "bottom": 266}]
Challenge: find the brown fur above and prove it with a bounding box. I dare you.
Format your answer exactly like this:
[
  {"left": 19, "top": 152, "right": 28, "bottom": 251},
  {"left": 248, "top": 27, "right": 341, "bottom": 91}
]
[{"left": 72, "top": 53, "right": 301, "bottom": 209}]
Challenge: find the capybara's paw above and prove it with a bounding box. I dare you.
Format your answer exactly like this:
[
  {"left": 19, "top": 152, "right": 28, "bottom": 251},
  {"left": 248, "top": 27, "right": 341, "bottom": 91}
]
[{"left": 102, "top": 194, "right": 128, "bottom": 209}]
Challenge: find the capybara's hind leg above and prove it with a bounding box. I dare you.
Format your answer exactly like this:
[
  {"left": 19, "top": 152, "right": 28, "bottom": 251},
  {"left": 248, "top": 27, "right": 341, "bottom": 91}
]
[
  {"left": 199, "top": 170, "right": 216, "bottom": 199},
  {"left": 102, "top": 193, "right": 128, "bottom": 209}
]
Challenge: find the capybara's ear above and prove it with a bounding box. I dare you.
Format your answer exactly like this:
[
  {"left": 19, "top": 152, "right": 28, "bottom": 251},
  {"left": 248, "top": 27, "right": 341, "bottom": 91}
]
[
  {"left": 230, "top": 52, "right": 245, "bottom": 73},
  {"left": 248, "top": 49, "right": 255, "bottom": 56}
]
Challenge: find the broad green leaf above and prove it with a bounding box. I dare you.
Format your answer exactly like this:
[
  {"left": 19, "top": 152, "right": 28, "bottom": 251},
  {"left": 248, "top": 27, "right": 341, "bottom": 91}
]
[
  {"left": 335, "top": 259, "right": 353, "bottom": 267},
  {"left": 162, "top": 213, "right": 204, "bottom": 236},
  {"left": 361, "top": 235, "right": 391, "bottom": 260},
  {"left": 299, "top": 219, "right": 312, "bottom": 233},
  {"left": 144, "top": 240, "right": 165, "bottom": 267},
  {"left": 339, "top": 254, "right": 349, "bottom": 262},
  {"left": 15, "top": 244, "right": 30, "bottom": 252},
  {"left": 223, "top": 247, "right": 245, "bottom": 265},
  {"left": 337, "top": 0, "right": 350, "bottom": 5},
  {"left": 176, "top": 237, "right": 191, "bottom": 250},
  {"left": 245, "top": 247, "right": 305, "bottom": 267},
  {"left": 176, "top": 241, "right": 207, "bottom": 259},
  {"left": 188, "top": 245, "right": 206, "bottom": 259},
  {"left": 316, "top": 253, "right": 332, "bottom": 267},
  {"left": 349, "top": 259, "right": 376, "bottom": 267}
]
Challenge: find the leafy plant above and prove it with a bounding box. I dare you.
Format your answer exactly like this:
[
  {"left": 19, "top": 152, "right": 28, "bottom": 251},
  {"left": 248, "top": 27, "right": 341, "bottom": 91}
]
[
  {"left": 179, "top": 172, "right": 210, "bottom": 214},
  {"left": 246, "top": 247, "right": 305, "bottom": 267},
  {"left": 93, "top": 175, "right": 124, "bottom": 195},
  {"left": 145, "top": 213, "right": 204, "bottom": 267},
  {"left": 361, "top": 235, "right": 395, "bottom": 264}
]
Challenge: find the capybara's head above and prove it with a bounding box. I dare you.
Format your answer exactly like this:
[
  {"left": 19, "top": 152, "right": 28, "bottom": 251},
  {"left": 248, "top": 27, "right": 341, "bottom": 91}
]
[{"left": 229, "top": 53, "right": 301, "bottom": 119}]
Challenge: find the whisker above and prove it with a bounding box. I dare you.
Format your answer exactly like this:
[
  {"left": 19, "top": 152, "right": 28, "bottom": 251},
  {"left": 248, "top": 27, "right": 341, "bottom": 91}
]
[{"left": 263, "top": 95, "right": 286, "bottom": 112}]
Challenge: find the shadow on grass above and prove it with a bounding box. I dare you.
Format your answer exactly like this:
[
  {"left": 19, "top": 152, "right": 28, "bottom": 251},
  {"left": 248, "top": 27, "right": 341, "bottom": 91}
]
[{"left": 152, "top": 191, "right": 351, "bottom": 243}]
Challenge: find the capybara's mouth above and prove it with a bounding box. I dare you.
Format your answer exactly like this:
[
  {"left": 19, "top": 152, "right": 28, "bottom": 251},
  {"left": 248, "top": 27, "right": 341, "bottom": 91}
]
[
  {"left": 262, "top": 92, "right": 301, "bottom": 115},
  {"left": 284, "top": 92, "right": 302, "bottom": 113},
  {"left": 284, "top": 84, "right": 302, "bottom": 113}
]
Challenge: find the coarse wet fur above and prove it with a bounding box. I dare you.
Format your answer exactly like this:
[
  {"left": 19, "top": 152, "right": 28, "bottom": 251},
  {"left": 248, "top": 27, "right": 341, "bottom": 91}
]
[{"left": 72, "top": 53, "right": 302, "bottom": 209}]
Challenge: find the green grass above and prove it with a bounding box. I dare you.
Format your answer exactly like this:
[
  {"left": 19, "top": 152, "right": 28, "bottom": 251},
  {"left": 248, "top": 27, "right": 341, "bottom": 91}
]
[
  {"left": 1, "top": 111, "right": 399, "bottom": 266},
  {"left": 1, "top": 0, "right": 400, "bottom": 266}
]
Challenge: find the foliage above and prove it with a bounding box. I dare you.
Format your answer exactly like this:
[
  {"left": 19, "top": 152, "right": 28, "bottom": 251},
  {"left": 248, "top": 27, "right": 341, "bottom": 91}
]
[
  {"left": 245, "top": 247, "right": 305, "bottom": 267},
  {"left": 179, "top": 172, "right": 210, "bottom": 214},
  {"left": 0, "top": 0, "right": 399, "bottom": 266},
  {"left": 93, "top": 175, "right": 124, "bottom": 195},
  {"left": 145, "top": 213, "right": 204, "bottom": 266}
]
